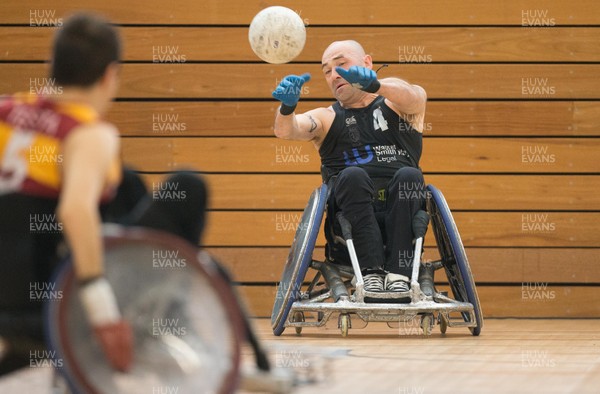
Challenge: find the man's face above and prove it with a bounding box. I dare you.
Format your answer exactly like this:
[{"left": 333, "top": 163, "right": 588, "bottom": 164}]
[{"left": 321, "top": 43, "right": 370, "bottom": 102}]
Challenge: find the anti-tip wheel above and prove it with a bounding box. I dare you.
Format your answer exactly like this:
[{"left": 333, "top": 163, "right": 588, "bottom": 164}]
[
  {"left": 438, "top": 314, "right": 447, "bottom": 334},
  {"left": 421, "top": 315, "right": 432, "bottom": 336},
  {"left": 339, "top": 314, "right": 350, "bottom": 337},
  {"left": 293, "top": 311, "right": 304, "bottom": 335}
]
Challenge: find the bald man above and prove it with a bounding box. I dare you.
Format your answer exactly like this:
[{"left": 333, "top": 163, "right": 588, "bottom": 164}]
[{"left": 272, "top": 40, "right": 429, "bottom": 295}]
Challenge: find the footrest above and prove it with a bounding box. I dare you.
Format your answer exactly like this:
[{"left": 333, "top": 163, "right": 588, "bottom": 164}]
[{"left": 361, "top": 290, "right": 411, "bottom": 301}]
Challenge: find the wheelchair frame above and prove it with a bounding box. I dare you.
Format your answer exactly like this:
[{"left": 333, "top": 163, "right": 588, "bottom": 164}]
[{"left": 271, "top": 184, "right": 483, "bottom": 337}]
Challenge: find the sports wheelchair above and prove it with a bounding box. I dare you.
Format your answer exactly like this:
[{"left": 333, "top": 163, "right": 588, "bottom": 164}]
[
  {"left": 44, "top": 224, "right": 295, "bottom": 394},
  {"left": 271, "top": 184, "right": 483, "bottom": 337}
]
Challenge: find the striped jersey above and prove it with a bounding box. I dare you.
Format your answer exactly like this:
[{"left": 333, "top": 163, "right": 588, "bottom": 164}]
[{"left": 0, "top": 93, "right": 120, "bottom": 199}]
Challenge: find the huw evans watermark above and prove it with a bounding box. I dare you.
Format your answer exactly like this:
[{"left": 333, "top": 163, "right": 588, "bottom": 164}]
[
  {"left": 275, "top": 281, "right": 303, "bottom": 301},
  {"left": 521, "top": 282, "right": 556, "bottom": 301},
  {"left": 152, "top": 113, "right": 187, "bottom": 133},
  {"left": 275, "top": 145, "right": 310, "bottom": 164},
  {"left": 398, "top": 181, "right": 430, "bottom": 201},
  {"left": 29, "top": 213, "right": 63, "bottom": 233},
  {"left": 30, "top": 144, "right": 62, "bottom": 164},
  {"left": 521, "top": 77, "right": 555, "bottom": 97},
  {"left": 30, "top": 350, "right": 63, "bottom": 368},
  {"left": 275, "top": 349, "right": 310, "bottom": 368},
  {"left": 30, "top": 78, "right": 63, "bottom": 95},
  {"left": 152, "top": 249, "right": 187, "bottom": 268},
  {"left": 152, "top": 46, "right": 187, "bottom": 63},
  {"left": 398, "top": 45, "right": 432, "bottom": 63},
  {"left": 274, "top": 212, "right": 310, "bottom": 232},
  {"left": 521, "top": 145, "right": 556, "bottom": 164},
  {"left": 521, "top": 213, "right": 555, "bottom": 233},
  {"left": 29, "top": 9, "right": 63, "bottom": 26},
  {"left": 30, "top": 281, "right": 62, "bottom": 301},
  {"left": 152, "top": 387, "right": 180, "bottom": 394},
  {"left": 521, "top": 10, "right": 556, "bottom": 27},
  {"left": 152, "top": 181, "right": 187, "bottom": 201},
  {"left": 399, "top": 386, "right": 425, "bottom": 394},
  {"left": 521, "top": 349, "right": 556, "bottom": 368},
  {"left": 152, "top": 318, "right": 187, "bottom": 336}
]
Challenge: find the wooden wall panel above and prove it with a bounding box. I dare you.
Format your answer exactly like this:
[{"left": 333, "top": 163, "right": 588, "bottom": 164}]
[
  {"left": 3, "top": 27, "right": 599, "bottom": 62},
  {"left": 2, "top": 0, "right": 598, "bottom": 318},
  {"left": 2, "top": 64, "right": 600, "bottom": 99},
  {"left": 140, "top": 174, "right": 600, "bottom": 211},
  {"left": 210, "top": 247, "right": 600, "bottom": 284},
  {"left": 106, "top": 101, "right": 599, "bottom": 137},
  {"left": 120, "top": 137, "right": 600, "bottom": 173},
  {"left": 200, "top": 211, "right": 599, "bottom": 247},
  {"left": 1, "top": 1, "right": 598, "bottom": 25}
]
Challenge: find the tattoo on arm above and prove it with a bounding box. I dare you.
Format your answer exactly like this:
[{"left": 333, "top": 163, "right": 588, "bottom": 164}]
[{"left": 307, "top": 115, "right": 317, "bottom": 133}]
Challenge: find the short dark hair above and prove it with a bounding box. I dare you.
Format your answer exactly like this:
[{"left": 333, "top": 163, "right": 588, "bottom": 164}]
[{"left": 50, "top": 13, "right": 121, "bottom": 87}]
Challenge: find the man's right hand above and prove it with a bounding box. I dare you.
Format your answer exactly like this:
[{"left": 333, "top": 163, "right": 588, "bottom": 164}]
[
  {"left": 93, "top": 320, "right": 133, "bottom": 372},
  {"left": 272, "top": 73, "right": 311, "bottom": 114},
  {"left": 79, "top": 277, "right": 133, "bottom": 372}
]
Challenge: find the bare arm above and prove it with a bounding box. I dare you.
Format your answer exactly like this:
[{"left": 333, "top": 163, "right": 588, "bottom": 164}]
[
  {"left": 376, "top": 77, "right": 427, "bottom": 132},
  {"left": 57, "top": 123, "right": 119, "bottom": 281},
  {"left": 377, "top": 77, "right": 427, "bottom": 115},
  {"left": 273, "top": 107, "right": 324, "bottom": 142},
  {"left": 57, "top": 123, "right": 134, "bottom": 373}
]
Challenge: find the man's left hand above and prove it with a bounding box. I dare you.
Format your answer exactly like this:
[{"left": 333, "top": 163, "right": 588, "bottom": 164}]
[{"left": 336, "top": 65, "right": 380, "bottom": 93}]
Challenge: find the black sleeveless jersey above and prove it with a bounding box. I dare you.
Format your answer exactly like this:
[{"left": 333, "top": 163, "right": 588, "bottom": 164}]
[{"left": 319, "top": 96, "right": 422, "bottom": 182}]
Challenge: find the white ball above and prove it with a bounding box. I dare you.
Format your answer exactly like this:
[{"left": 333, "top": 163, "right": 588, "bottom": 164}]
[{"left": 248, "top": 6, "right": 306, "bottom": 64}]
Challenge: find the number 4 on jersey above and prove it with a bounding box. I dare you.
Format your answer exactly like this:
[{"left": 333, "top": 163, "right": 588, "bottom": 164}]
[{"left": 373, "top": 107, "right": 388, "bottom": 131}]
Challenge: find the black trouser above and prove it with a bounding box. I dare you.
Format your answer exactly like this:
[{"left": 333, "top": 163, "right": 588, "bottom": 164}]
[
  {"left": 0, "top": 169, "right": 207, "bottom": 374},
  {"left": 325, "top": 166, "right": 426, "bottom": 277}
]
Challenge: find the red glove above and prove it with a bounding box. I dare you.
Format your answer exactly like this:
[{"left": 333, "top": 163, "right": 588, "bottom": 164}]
[
  {"left": 92, "top": 319, "right": 133, "bottom": 372},
  {"left": 80, "top": 277, "right": 134, "bottom": 372}
]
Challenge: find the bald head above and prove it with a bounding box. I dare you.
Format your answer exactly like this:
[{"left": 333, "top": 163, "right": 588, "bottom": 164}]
[
  {"left": 322, "top": 40, "right": 367, "bottom": 65},
  {"left": 320, "top": 40, "right": 374, "bottom": 103}
]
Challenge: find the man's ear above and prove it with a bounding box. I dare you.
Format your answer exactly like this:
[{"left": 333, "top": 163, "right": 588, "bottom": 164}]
[
  {"left": 363, "top": 54, "right": 374, "bottom": 69},
  {"left": 101, "top": 62, "right": 121, "bottom": 89}
]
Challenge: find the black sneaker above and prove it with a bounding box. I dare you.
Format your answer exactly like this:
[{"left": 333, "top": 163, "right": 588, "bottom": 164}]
[
  {"left": 384, "top": 273, "right": 410, "bottom": 292},
  {"left": 353, "top": 269, "right": 385, "bottom": 292},
  {"left": 363, "top": 273, "right": 385, "bottom": 292}
]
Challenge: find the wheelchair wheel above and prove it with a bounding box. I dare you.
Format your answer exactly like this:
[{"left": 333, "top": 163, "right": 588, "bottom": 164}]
[
  {"left": 427, "top": 185, "right": 483, "bottom": 336},
  {"left": 45, "top": 225, "right": 245, "bottom": 394},
  {"left": 271, "top": 185, "right": 328, "bottom": 336}
]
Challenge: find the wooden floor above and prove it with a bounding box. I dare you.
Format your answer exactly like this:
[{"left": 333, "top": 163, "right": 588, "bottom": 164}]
[
  {"left": 1, "top": 318, "right": 599, "bottom": 393},
  {"left": 242, "top": 318, "right": 600, "bottom": 394}
]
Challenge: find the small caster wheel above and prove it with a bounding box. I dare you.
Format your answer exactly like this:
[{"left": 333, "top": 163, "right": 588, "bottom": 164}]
[
  {"left": 293, "top": 311, "right": 304, "bottom": 335},
  {"left": 421, "top": 314, "right": 432, "bottom": 336},
  {"left": 439, "top": 314, "right": 447, "bottom": 334},
  {"left": 339, "top": 314, "right": 350, "bottom": 337}
]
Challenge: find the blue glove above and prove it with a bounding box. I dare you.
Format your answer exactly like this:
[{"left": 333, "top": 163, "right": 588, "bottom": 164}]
[
  {"left": 335, "top": 66, "right": 381, "bottom": 93},
  {"left": 272, "top": 73, "right": 311, "bottom": 115}
]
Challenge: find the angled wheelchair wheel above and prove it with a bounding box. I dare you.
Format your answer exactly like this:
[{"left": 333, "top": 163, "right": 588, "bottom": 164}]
[
  {"left": 45, "top": 225, "right": 245, "bottom": 394},
  {"left": 427, "top": 185, "right": 483, "bottom": 336},
  {"left": 271, "top": 184, "right": 328, "bottom": 336}
]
